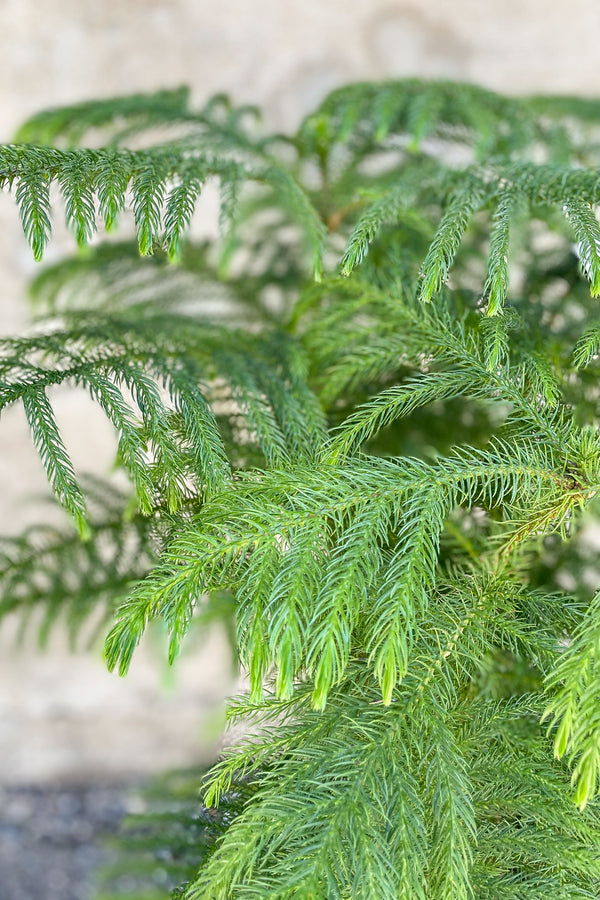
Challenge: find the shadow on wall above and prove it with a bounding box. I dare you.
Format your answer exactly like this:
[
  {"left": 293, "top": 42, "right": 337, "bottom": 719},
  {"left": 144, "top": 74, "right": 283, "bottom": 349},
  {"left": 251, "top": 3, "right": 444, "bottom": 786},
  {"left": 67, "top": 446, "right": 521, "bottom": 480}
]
[
  {"left": 366, "top": 5, "right": 472, "bottom": 80},
  {"left": 270, "top": 4, "right": 472, "bottom": 129}
]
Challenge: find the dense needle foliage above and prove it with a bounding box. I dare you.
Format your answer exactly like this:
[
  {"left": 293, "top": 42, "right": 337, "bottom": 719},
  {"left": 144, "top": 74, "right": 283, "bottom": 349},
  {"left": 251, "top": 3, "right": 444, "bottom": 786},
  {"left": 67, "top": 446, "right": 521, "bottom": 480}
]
[{"left": 4, "top": 79, "right": 600, "bottom": 896}]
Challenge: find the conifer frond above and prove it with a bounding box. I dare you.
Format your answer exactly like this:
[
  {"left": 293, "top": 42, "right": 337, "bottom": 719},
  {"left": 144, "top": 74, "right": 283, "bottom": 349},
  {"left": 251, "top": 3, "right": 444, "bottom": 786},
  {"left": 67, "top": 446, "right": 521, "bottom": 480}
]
[
  {"left": 21, "top": 386, "right": 91, "bottom": 538},
  {"left": 302, "top": 279, "right": 570, "bottom": 458},
  {"left": 0, "top": 313, "right": 327, "bottom": 526},
  {"left": 0, "top": 482, "right": 157, "bottom": 645},
  {"left": 27, "top": 241, "right": 283, "bottom": 326},
  {"left": 543, "top": 588, "right": 600, "bottom": 809},
  {"left": 0, "top": 144, "right": 325, "bottom": 272},
  {"left": 193, "top": 681, "right": 429, "bottom": 899},
  {"left": 97, "top": 767, "right": 251, "bottom": 900},
  {"left": 415, "top": 163, "right": 600, "bottom": 304},
  {"left": 468, "top": 712, "right": 600, "bottom": 897},
  {"left": 418, "top": 181, "right": 485, "bottom": 302},
  {"left": 8, "top": 81, "right": 600, "bottom": 897},
  {"left": 482, "top": 191, "right": 516, "bottom": 315},
  {"left": 423, "top": 714, "right": 476, "bottom": 900},
  {"left": 104, "top": 443, "right": 565, "bottom": 703},
  {"left": 478, "top": 309, "right": 519, "bottom": 371},
  {"left": 14, "top": 87, "right": 192, "bottom": 146},
  {"left": 326, "top": 370, "right": 482, "bottom": 461},
  {"left": 334, "top": 161, "right": 600, "bottom": 307},
  {"left": 340, "top": 186, "right": 432, "bottom": 276},
  {"left": 562, "top": 197, "right": 600, "bottom": 297},
  {"left": 163, "top": 170, "right": 203, "bottom": 260},
  {"left": 189, "top": 666, "right": 596, "bottom": 897},
  {"left": 0, "top": 333, "right": 228, "bottom": 520},
  {"left": 298, "top": 80, "right": 538, "bottom": 159},
  {"left": 573, "top": 322, "right": 600, "bottom": 369},
  {"left": 12, "top": 153, "right": 53, "bottom": 261},
  {"left": 57, "top": 152, "right": 99, "bottom": 246}
]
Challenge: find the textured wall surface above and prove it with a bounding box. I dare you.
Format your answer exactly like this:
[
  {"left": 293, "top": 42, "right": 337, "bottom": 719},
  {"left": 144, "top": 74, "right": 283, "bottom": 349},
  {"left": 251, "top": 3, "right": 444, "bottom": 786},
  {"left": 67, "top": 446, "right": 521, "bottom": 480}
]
[{"left": 2, "top": 0, "right": 600, "bottom": 782}]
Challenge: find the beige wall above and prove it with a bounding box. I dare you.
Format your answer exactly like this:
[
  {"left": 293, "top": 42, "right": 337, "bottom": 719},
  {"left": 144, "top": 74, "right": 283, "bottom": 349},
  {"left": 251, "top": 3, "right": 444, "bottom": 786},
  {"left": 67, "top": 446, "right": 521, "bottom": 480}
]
[{"left": 2, "top": 0, "right": 600, "bottom": 781}]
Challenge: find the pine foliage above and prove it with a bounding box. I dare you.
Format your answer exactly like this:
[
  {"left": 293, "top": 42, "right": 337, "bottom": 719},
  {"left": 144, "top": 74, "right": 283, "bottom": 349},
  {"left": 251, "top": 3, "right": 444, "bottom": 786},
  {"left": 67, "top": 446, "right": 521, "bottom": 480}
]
[
  {"left": 0, "top": 479, "right": 158, "bottom": 645},
  {"left": 5, "top": 78, "right": 600, "bottom": 896}
]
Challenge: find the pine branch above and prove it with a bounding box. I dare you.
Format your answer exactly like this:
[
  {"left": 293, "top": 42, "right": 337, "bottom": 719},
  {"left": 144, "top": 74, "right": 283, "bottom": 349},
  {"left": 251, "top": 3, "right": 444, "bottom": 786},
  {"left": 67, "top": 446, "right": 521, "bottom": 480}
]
[
  {"left": 14, "top": 86, "right": 192, "bottom": 146},
  {"left": 0, "top": 482, "right": 157, "bottom": 645},
  {"left": 543, "top": 588, "right": 600, "bottom": 809},
  {"left": 104, "top": 443, "right": 567, "bottom": 704},
  {"left": 423, "top": 714, "right": 476, "bottom": 900},
  {"left": 22, "top": 387, "right": 90, "bottom": 538},
  {"left": 340, "top": 186, "right": 432, "bottom": 276},
  {"left": 0, "top": 144, "right": 325, "bottom": 273},
  {"left": 7, "top": 80, "right": 600, "bottom": 896},
  {"left": 298, "top": 80, "right": 543, "bottom": 159},
  {"left": 0, "top": 314, "right": 327, "bottom": 525},
  {"left": 418, "top": 182, "right": 485, "bottom": 303},
  {"left": 192, "top": 682, "right": 429, "bottom": 899},
  {"left": 563, "top": 197, "right": 600, "bottom": 297},
  {"left": 483, "top": 191, "right": 516, "bottom": 315}
]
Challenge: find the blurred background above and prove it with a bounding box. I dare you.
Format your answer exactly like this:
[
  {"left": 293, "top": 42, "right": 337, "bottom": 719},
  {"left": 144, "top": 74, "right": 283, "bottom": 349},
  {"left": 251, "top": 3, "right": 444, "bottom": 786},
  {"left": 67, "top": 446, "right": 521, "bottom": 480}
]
[{"left": 2, "top": 0, "right": 600, "bottom": 896}]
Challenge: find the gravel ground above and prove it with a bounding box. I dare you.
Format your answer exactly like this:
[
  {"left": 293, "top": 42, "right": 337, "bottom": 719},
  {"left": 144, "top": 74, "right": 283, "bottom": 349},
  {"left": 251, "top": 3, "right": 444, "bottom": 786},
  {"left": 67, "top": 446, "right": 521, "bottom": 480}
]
[{"left": 0, "top": 783, "right": 141, "bottom": 900}]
